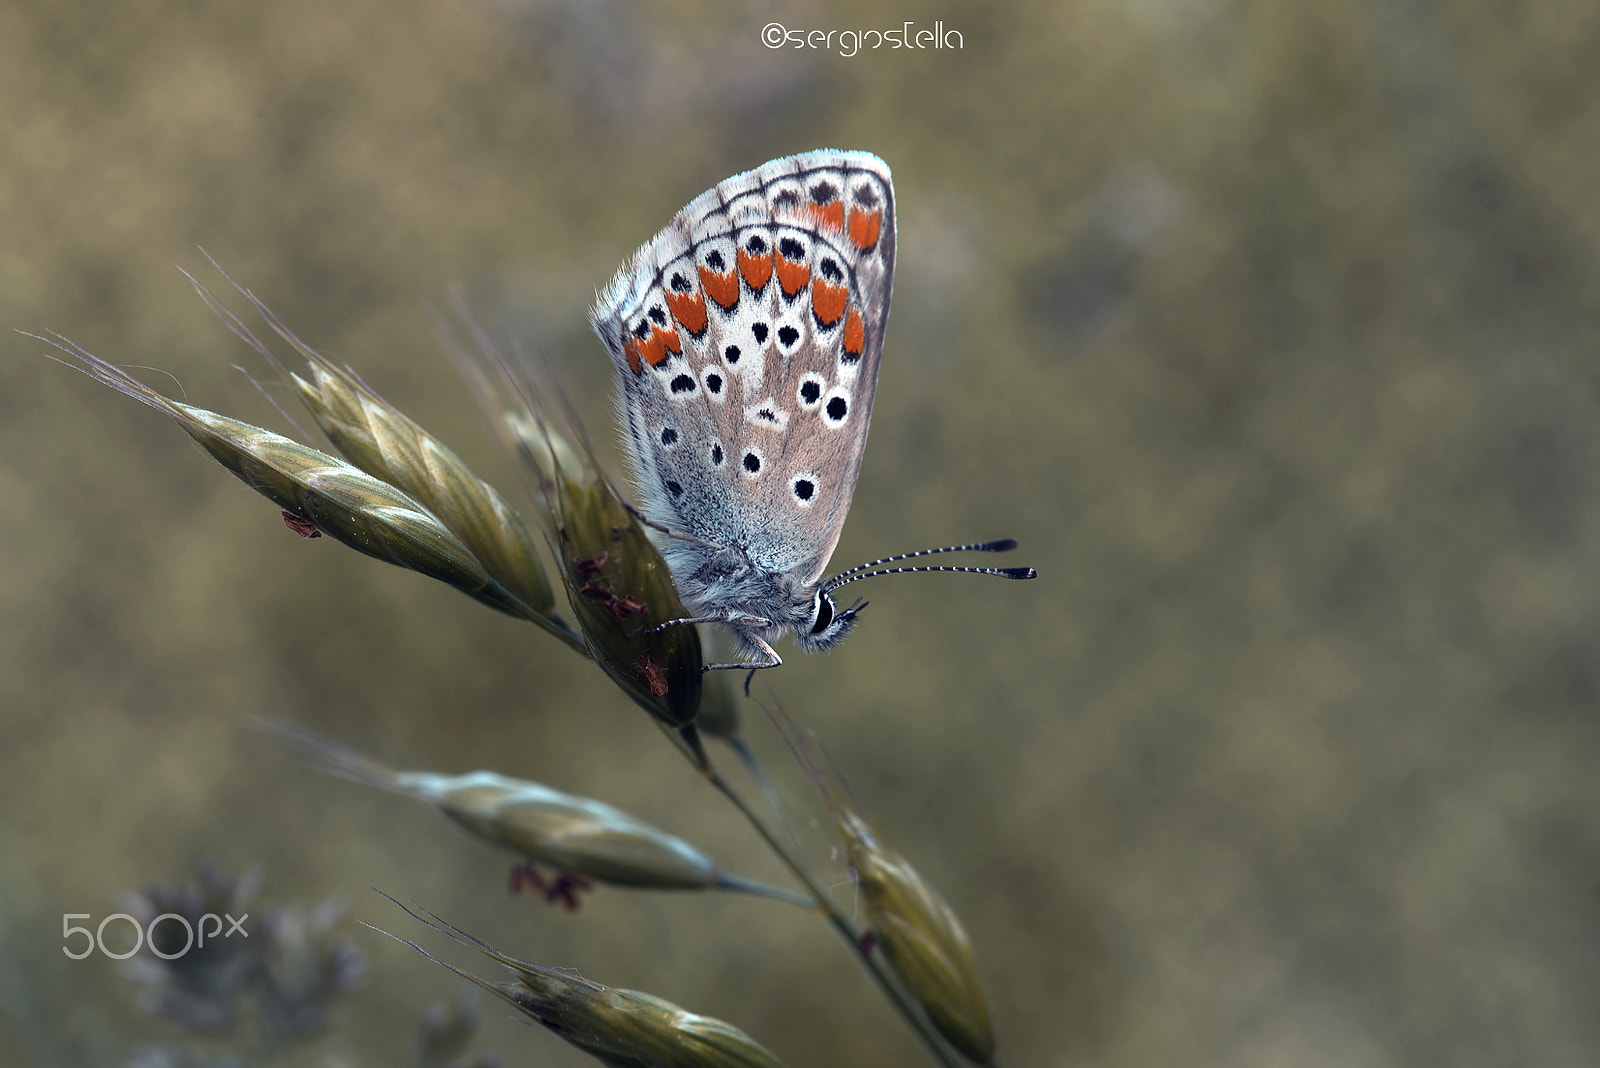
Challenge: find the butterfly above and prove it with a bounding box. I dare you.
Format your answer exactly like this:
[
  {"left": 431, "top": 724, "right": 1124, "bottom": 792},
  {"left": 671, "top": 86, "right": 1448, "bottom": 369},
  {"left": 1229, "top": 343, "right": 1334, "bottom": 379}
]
[{"left": 590, "top": 150, "right": 1033, "bottom": 676}]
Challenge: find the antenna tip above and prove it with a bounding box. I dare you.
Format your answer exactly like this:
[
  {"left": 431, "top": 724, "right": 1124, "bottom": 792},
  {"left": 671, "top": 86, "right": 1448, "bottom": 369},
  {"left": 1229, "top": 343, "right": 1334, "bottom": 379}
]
[
  {"left": 982, "top": 538, "right": 1019, "bottom": 552},
  {"left": 1000, "top": 567, "right": 1037, "bottom": 579}
]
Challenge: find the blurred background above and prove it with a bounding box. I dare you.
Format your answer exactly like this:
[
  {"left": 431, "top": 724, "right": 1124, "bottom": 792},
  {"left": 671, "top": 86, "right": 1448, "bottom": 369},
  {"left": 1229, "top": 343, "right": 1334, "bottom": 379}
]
[{"left": 4, "top": 0, "right": 1600, "bottom": 1065}]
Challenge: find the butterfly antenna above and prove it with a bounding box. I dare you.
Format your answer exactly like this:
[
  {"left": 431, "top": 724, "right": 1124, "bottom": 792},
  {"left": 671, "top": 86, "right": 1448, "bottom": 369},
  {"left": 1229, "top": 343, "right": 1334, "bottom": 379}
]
[
  {"left": 823, "top": 539, "right": 1025, "bottom": 588},
  {"left": 824, "top": 562, "right": 1036, "bottom": 594}
]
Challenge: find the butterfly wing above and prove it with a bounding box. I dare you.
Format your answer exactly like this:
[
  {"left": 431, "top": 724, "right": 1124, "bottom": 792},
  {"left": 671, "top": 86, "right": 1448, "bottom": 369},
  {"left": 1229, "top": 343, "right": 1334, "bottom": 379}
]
[{"left": 592, "top": 150, "right": 896, "bottom": 588}]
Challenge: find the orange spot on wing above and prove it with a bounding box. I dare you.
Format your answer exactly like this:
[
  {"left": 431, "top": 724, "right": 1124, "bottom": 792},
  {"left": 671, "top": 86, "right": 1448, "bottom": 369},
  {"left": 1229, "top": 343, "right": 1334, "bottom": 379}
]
[
  {"left": 623, "top": 337, "right": 643, "bottom": 374},
  {"left": 807, "top": 201, "right": 845, "bottom": 232},
  {"left": 738, "top": 246, "right": 773, "bottom": 292},
  {"left": 665, "top": 289, "right": 708, "bottom": 336},
  {"left": 699, "top": 264, "right": 739, "bottom": 310},
  {"left": 776, "top": 252, "right": 811, "bottom": 298},
  {"left": 636, "top": 322, "right": 681, "bottom": 367},
  {"left": 843, "top": 308, "right": 865, "bottom": 358},
  {"left": 848, "top": 207, "right": 882, "bottom": 251},
  {"left": 811, "top": 277, "right": 848, "bottom": 327}
]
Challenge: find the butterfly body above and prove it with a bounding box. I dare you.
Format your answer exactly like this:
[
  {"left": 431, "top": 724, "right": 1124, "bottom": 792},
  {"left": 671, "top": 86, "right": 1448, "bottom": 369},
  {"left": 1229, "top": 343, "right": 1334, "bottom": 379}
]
[{"left": 592, "top": 150, "right": 896, "bottom": 666}]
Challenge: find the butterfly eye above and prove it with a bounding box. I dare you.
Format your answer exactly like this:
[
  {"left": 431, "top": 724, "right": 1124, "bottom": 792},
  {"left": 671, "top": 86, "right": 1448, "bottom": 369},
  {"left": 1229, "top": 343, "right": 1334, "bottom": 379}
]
[
  {"left": 809, "top": 591, "right": 835, "bottom": 635},
  {"left": 799, "top": 594, "right": 865, "bottom": 651}
]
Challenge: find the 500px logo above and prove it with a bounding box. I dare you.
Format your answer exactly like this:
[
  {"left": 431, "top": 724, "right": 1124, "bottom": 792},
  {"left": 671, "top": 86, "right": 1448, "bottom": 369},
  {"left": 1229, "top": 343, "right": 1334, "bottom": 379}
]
[
  {"left": 761, "top": 21, "right": 964, "bottom": 57},
  {"left": 62, "top": 912, "right": 247, "bottom": 960}
]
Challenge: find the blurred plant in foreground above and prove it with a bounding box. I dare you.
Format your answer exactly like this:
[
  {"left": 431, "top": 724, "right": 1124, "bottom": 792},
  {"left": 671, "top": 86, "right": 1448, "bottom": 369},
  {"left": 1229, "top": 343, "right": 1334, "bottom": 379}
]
[
  {"left": 121, "top": 861, "right": 362, "bottom": 1064},
  {"left": 415, "top": 986, "right": 500, "bottom": 1068}
]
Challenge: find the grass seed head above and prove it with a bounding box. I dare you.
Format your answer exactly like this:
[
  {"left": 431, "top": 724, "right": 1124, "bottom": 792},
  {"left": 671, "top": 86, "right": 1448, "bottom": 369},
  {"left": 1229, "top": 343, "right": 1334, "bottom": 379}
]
[
  {"left": 497, "top": 978, "right": 790, "bottom": 1068},
  {"left": 265, "top": 723, "right": 717, "bottom": 888},
  {"left": 170, "top": 406, "right": 533, "bottom": 618},
  {"left": 838, "top": 811, "right": 996, "bottom": 1065},
  {"left": 186, "top": 273, "right": 571, "bottom": 640},
  {"left": 267, "top": 722, "right": 808, "bottom": 903},
  {"left": 43, "top": 339, "right": 557, "bottom": 620},
  {"left": 765, "top": 705, "right": 997, "bottom": 1062},
  {"left": 288, "top": 361, "right": 559, "bottom": 623},
  {"left": 416, "top": 770, "right": 725, "bottom": 890},
  {"left": 518, "top": 416, "right": 704, "bottom": 729},
  {"left": 384, "top": 902, "right": 789, "bottom": 1068},
  {"left": 507, "top": 410, "right": 586, "bottom": 534}
]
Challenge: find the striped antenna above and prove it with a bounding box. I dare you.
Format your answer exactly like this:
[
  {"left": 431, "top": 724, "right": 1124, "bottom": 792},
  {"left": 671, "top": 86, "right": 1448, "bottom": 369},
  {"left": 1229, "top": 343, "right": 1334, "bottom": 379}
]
[
  {"left": 823, "top": 539, "right": 1035, "bottom": 594},
  {"left": 823, "top": 539, "right": 1021, "bottom": 588}
]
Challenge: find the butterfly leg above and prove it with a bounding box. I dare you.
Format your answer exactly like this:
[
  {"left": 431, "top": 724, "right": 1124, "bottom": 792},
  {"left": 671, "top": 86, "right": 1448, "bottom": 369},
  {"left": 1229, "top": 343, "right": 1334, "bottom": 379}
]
[
  {"left": 648, "top": 611, "right": 772, "bottom": 636},
  {"left": 647, "top": 615, "right": 727, "bottom": 635},
  {"left": 702, "top": 633, "right": 783, "bottom": 692}
]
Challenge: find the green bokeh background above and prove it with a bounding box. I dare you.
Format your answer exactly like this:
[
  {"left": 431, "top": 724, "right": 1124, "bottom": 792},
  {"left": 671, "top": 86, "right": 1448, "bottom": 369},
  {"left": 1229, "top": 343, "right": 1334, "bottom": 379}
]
[{"left": 4, "top": 1, "right": 1600, "bottom": 1065}]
